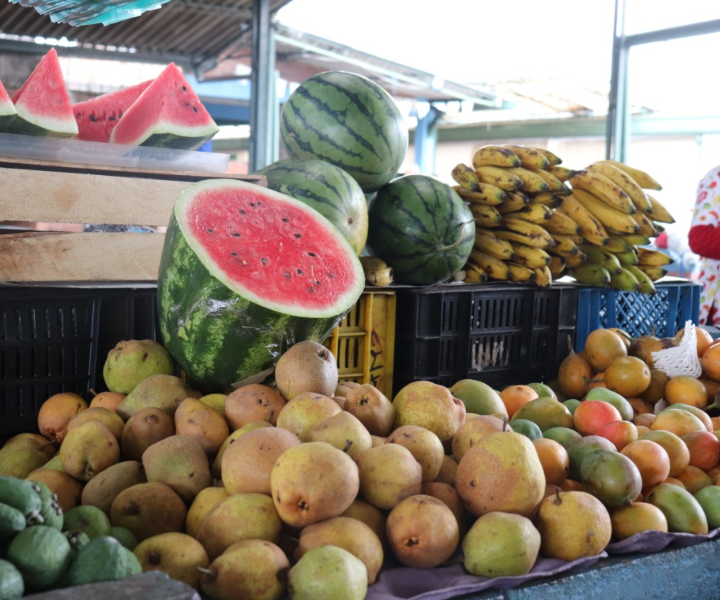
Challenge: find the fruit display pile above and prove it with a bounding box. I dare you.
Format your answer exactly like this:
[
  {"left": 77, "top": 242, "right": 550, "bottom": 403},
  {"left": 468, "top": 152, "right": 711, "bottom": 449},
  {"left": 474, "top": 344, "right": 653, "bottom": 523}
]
[
  {"left": 452, "top": 147, "right": 676, "bottom": 292},
  {"left": 3, "top": 324, "right": 720, "bottom": 598}
]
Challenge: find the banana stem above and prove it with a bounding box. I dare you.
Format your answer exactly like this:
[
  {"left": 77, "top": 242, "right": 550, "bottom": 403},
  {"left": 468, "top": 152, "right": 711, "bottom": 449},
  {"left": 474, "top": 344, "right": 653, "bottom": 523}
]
[{"left": 438, "top": 221, "right": 474, "bottom": 252}]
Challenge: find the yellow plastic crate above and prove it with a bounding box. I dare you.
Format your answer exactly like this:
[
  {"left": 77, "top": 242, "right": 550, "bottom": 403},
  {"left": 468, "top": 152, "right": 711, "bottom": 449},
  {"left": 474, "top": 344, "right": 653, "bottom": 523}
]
[{"left": 324, "top": 290, "right": 396, "bottom": 399}]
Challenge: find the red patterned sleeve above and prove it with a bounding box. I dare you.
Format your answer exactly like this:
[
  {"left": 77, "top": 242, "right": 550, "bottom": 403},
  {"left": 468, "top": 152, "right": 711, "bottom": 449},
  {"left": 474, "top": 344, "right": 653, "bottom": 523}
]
[{"left": 689, "top": 224, "right": 720, "bottom": 260}]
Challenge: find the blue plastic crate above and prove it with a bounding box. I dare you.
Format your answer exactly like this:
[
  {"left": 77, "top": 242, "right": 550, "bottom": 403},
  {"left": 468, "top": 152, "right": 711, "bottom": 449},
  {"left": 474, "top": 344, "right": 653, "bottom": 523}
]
[{"left": 575, "top": 279, "right": 701, "bottom": 352}]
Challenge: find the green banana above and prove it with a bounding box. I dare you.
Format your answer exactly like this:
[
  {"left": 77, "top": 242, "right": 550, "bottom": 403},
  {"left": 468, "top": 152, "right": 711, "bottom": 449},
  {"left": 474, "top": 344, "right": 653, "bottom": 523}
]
[
  {"left": 609, "top": 267, "right": 641, "bottom": 292},
  {"left": 580, "top": 245, "right": 623, "bottom": 274},
  {"left": 568, "top": 263, "right": 611, "bottom": 287},
  {"left": 624, "top": 265, "right": 657, "bottom": 295},
  {"left": 613, "top": 248, "right": 639, "bottom": 266}
]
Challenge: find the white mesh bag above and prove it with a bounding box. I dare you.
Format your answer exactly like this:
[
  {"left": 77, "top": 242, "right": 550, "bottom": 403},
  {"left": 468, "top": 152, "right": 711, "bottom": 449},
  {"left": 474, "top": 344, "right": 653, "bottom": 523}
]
[{"left": 650, "top": 320, "right": 702, "bottom": 379}]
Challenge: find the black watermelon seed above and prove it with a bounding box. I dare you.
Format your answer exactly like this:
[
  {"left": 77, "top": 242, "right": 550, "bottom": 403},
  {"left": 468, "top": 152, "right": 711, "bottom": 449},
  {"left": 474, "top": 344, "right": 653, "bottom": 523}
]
[
  {"left": 89, "top": 114, "right": 97, "bottom": 122},
  {"left": 184, "top": 102, "right": 190, "bottom": 107},
  {"left": 307, "top": 287, "right": 315, "bottom": 293},
  {"left": 108, "top": 116, "right": 115, "bottom": 121},
  {"left": 294, "top": 233, "right": 302, "bottom": 238},
  {"left": 231, "top": 232, "right": 240, "bottom": 237},
  {"left": 297, "top": 269, "right": 303, "bottom": 275},
  {"left": 182, "top": 85, "right": 187, "bottom": 91},
  {"left": 308, "top": 252, "right": 316, "bottom": 257},
  {"left": 230, "top": 251, "right": 238, "bottom": 257},
  {"left": 283, "top": 272, "right": 291, "bottom": 278},
  {"left": 240, "top": 210, "right": 246, "bottom": 215},
  {"left": 261, "top": 258, "right": 268, "bottom": 265},
  {"left": 282, "top": 218, "right": 289, "bottom": 223},
  {"left": 207, "top": 228, "right": 214, "bottom": 233},
  {"left": 250, "top": 202, "right": 256, "bottom": 207},
  {"left": 315, "top": 281, "right": 321, "bottom": 286},
  {"left": 193, "top": 106, "right": 198, "bottom": 113}
]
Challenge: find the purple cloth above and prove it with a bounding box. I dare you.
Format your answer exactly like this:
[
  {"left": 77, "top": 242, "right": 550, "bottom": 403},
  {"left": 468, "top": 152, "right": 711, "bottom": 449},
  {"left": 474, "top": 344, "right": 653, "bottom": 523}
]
[
  {"left": 605, "top": 526, "right": 720, "bottom": 554},
  {"left": 367, "top": 552, "right": 607, "bottom": 600}
]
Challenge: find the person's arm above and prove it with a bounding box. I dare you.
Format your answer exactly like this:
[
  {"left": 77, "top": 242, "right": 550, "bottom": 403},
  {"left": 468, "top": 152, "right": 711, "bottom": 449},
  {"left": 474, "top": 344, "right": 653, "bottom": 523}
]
[{"left": 689, "top": 167, "right": 720, "bottom": 259}]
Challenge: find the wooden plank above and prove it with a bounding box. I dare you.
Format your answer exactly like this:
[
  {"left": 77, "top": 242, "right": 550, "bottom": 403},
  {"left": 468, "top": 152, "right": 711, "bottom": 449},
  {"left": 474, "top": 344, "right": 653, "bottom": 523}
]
[
  {"left": 0, "top": 166, "right": 186, "bottom": 226},
  {"left": 0, "top": 232, "right": 165, "bottom": 282}
]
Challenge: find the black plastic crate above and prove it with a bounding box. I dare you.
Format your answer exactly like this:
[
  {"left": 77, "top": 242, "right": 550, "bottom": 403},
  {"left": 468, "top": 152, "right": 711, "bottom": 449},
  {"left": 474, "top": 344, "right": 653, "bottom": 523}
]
[
  {"left": 392, "top": 283, "right": 578, "bottom": 395},
  {"left": 0, "top": 286, "right": 159, "bottom": 443}
]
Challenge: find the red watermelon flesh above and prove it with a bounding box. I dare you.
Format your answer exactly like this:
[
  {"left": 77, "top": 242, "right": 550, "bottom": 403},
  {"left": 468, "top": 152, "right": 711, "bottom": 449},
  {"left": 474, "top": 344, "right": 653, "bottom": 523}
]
[
  {"left": 184, "top": 182, "right": 362, "bottom": 312},
  {"left": 6, "top": 48, "right": 78, "bottom": 138},
  {"left": 109, "top": 63, "right": 218, "bottom": 150},
  {"left": 0, "top": 76, "right": 17, "bottom": 132},
  {"left": 73, "top": 80, "right": 153, "bottom": 142}
]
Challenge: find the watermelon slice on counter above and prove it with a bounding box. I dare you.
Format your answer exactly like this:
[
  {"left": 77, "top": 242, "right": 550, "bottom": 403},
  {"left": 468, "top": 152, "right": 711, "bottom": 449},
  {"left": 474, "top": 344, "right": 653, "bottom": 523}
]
[
  {"left": 110, "top": 63, "right": 219, "bottom": 150},
  {"left": 0, "top": 77, "right": 18, "bottom": 132},
  {"left": 5, "top": 48, "right": 78, "bottom": 138},
  {"left": 73, "top": 80, "right": 153, "bottom": 142},
  {"left": 157, "top": 178, "right": 365, "bottom": 393}
]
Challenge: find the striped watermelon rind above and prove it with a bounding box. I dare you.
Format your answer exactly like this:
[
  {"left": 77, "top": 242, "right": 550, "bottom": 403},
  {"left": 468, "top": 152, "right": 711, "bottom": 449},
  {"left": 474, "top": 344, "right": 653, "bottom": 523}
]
[
  {"left": 366, "top": 174, "right": 475, "bottom": 286},
  {"left": 158, "top": 179, "right": 365, "bottom": 392},
  {"left": 257, "top": 159, "right": 369, "bottom": 255},
  {"left": 280, "top": 71, "right": 408, "bottom": 194}
]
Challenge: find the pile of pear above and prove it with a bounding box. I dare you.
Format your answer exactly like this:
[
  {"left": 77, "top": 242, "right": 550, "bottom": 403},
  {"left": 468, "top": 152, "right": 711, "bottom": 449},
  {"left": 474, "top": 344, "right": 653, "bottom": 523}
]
[
  {"left": 452, "top": 146, "right": 676, "bottom": 293},
  {"left": 0, "top": 337, "right": 629, "bottom": 600}
]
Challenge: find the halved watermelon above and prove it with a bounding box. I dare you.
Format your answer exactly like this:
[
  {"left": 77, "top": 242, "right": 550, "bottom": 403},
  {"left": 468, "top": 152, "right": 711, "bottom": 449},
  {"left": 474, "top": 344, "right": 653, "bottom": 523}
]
[
  {"left": 158, "top": 179, "right": 365, "bottom": 392},
  {"left": 0, "top": 77, "right": 17, "bottom": 132},
  {"left": 110, "top": 63, "right": 219, "bottom": 150},
  {"left": 73, "top": 80, "right": 153, "bottom": 142},
  {"left": 5, "top": 48, "right": 78, "bottom": 138}
]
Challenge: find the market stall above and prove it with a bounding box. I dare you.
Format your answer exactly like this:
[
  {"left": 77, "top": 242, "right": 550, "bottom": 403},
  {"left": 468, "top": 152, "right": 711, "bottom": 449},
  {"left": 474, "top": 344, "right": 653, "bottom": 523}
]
[{"left": 0, "top": 3, "right": 719, "bottom": 600}]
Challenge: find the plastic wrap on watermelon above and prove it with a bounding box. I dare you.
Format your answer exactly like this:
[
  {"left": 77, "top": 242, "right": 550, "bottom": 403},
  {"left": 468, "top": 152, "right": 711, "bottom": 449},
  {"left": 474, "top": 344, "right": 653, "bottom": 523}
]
[
  {"left": 9, "top": 0, "right": 172, "bottom": 25},
  {"left": 157, "top": 179, "right": 366, "bottom": 394}
]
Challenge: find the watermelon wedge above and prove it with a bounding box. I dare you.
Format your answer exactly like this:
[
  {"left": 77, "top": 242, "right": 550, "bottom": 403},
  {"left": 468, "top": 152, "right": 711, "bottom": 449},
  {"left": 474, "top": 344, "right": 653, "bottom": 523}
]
[
  {"left": 158, "top": 179, "right": 365, "bottom": 393},
  {"left": 5, "top": 48, "right": 78, "bottom": 138},
  {"left": 73, "top": 80, "right": 153, "bottom": 142},
  {"left": 0, "top": 77, "right": 18, "bottom": 132},
  {"left": 110, "top": 63, "right": 219, "bottom": 150}
]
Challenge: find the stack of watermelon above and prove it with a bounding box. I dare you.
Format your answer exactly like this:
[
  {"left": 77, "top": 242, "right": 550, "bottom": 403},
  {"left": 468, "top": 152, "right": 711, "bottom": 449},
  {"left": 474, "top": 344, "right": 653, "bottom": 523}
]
[{"left": 0, "top": 49, "right": 218, "bottom": 151}]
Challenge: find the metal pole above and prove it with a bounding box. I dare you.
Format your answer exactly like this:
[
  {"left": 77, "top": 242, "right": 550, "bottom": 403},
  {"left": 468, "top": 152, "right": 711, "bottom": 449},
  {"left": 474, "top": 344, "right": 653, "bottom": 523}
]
[
  {"left": 249, "top": 0, "right": 274, "bottom": 172},
  {"left": 414, "top": 105, "right": 444, "bottom": 175},
  {"left": 607, "top": 0, "right": 628, "bottom": 161}
]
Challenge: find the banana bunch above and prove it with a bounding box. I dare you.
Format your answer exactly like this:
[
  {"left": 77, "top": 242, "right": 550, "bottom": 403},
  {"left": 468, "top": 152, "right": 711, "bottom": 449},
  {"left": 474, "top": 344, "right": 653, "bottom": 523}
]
[
  {"left": 560, "top": 161, "right": 675, "bottom": 294},
  {"left": 452, "top": 144, "right": 575, "bottom": 287}
]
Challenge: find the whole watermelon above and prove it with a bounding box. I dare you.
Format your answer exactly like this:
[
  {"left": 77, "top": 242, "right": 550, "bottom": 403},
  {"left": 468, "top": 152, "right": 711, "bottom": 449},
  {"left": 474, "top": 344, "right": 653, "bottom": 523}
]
[
  {"left": 367, "top": 175, "right": 475, "bottom": 285},
  {"left": 257, "top": 159, "right": 368, "bottom": 255},
  {"left": 280, "top": 71, "right": 408, "bottom": 194}
]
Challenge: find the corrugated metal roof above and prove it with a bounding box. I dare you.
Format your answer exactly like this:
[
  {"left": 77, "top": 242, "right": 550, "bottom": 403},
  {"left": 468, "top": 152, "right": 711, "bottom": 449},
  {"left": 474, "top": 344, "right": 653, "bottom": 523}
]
[{"left": 0, "top": 0, "right": 292, "bottom": 67}]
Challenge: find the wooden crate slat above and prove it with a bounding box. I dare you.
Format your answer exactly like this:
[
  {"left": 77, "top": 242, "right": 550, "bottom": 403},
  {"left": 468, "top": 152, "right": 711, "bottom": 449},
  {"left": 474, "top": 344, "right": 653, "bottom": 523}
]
[{"left": 0, "top": 232, "right": 165, "bottom": 282}]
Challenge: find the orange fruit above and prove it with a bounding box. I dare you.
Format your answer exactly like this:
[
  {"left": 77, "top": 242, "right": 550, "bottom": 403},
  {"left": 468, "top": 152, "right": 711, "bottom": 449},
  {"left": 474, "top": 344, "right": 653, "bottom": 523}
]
[
  {"left": 585, "top": 372, "right": 607, "bottom": 392},
  {"left": 629, "top": 398, "right": 654, "bottom": 416},
  {"left": 532, "top": 438, "right": 570, "bottom": 486},
  {"left": 640, "top": 369, "right": 669, "bottom": 404},
  {"left": 584, "top": 329, "right": 628, "bottom": 372},
  {"left": 629, "top": 335, "right": 660, "bottom": 363},
  {"left": 604, "top": 356, "right": 651, "bottom": 398},
  {"left": 705, "top": 465, "right": 720, "bottom": 484},
  {"left": 661, "top": 477, "right": 686, "bottom": 489},
  {"left": 675, "top": 465, "right": 713, "bottom": 494},
  {"left": 621, "top": 440, "right": 671, "bottom": 491},
  {"left": 664, "top": 377, "right": 707, "bottom": 409},
  {"left": 701, "top": 343, "right": 720, "bottom": 381},
  {"left": 573, "top": 400, "right": 622, "bottom": 437},
  {"left": 703, "top": 380, "right": 720, "bottom": 410},
  {"left": 650, "top": 409, "right": 706, "bottom": 437},
  {"left": 682, "top": 431, "right": 720, "bottom": 472},
  {"left": 37, "top": 393, "right": 89, "bottom": 443},
  {"left": 639, "top": 430, "right": 690, "bottom": 477},
  {"left": 499, "top": 385, "right": 538, "bottom": 419},
  {"left": 594, "top": 420, "right": 638, "bottom": 451},
  {"left": 559, "top": 479, "right": 585, "bottom": 492},
  {"left": 609, "top": 328, "right": 632, "bottom": 350},
  {"left": 557, "top": 350, "right": 594, "bottom": 399},
  {"left": 89, "top": 392, "right": 126, "bottom": 412},
  {"left": 676, "top": 327, "right": 714, "bottom": 358}
]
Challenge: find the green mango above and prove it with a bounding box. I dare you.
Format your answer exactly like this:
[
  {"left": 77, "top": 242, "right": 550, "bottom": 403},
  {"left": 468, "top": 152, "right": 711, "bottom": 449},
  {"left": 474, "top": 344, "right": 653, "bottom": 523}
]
[
  {"left": 543, "top": 427, "right": 582, "bottom": 450},
  {"left": 449, "top": 380, "right": 508, "bottom": 418},
  {"left": 567, "top": 435, "right": 617, "bottom": 481},
  {"left": 509, "top": 419, "right": 543, "bottom": 441},
  {"left": 512, "top": 397, "right": 573, "bottom": 432},
  {"left": 526, "top": 383, "right": 557, "bottom": 399},
  {"left": 580, "top": 450, "right": 642, "bottom": 508},
  {"left": 646, "top": 483, "right": 708, "bottom": 534},
  {"left": 585, "top": 388, "right": 634, "bottom": 421},
  {"left": 694, "top": 486, "right": 720, "bottom": 529},
  {"left": 562, "top": 399, "right": 581, "bottom": 416}
]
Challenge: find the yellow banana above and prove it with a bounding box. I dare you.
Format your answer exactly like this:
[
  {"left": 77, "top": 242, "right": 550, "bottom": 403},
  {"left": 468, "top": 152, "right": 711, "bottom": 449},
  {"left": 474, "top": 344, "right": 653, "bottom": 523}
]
[
  {"left": 497, "top": 192, "right": 530, "bottom": 214},
  {"left": 544, "top": 210, "right": 580, "bottom": 235},
  {"left": 636, "top": 265, "right": 668, "bottom": 281},
  {"left": 506, "top": 167, "right": 551, "bottom": 193},
  {"left": 453, "top": 184, "right": 507, "bottom": 206},
  {"left": 624, "top": 265, "right": 657, "bottom": 295},
  {"left": 549, "top": 256, "right": 567, "bottom": 277},
  {"left": 475, "top": 165, "right": 523, "bottom": 191},
  {"left": 507, "top": 262, "right": 537, "bottom": 283},
  {"left": 548, "top": 165, "right": 577, "bottom": 182},
  {"left": 533, "top": 265, "right": 553, "bottom": 287},
  {"left": 474, "top": 230, "right": 517, "bottom": 261},
  {"left": 464, "top": 262, "right": 488, "bottom": 284},
  {"left": 550, "top": 235, "right": 580, "bottom": 257},
  {"left": 604, "top": 235, "right": 632, "bottom": 253},
  {"left": 636, "top": 248, "right": 673, "bottom": 266},
  {"left": 587, "top": 162, "right": 653, "bottom": 214},
  {"left": 570, "top": 170, "right": 635, "bottom": 214},
  {"left": 563, "top": 234, "right": 586, "bottom": 245},
  {"left": 468, "top": 250, "right": 511, "bottom": 281},
  {"left": 452, "top": 163, "right": 482, "bottom": 191},
  {"left": 531, "top": 193, "right": 563, "bottom": 208},
  {"left": 565, "top": 253, "right": 587, "bottom": 268},
  {"left": 533, "top": 147, "right": 563, "bottom": 166},
  {"left": 512, "top": 203, "right": 553, "bottom": 224},
  {"left": 645, "top": 194, "right": 676, "bottom": 223},
  {"left": 510, "top": 243, "right": 551, "bottom": 268},
  {"left": 611, "top": 233, "right": 651, "bottom": 246},
  {"left": 580, "top": 245, "right": 623, "bottom": 274},
  {"left": 470, "top": 203, "right": 502, "bottom": 228},
  {"left": 501, "top": 145, "right": 550, "bottom": 170},
  {"left": 597, "top": 160, "right": 662, "bottom": 190},
  {"left": 557, "top": 194, "right": 610, "bottom": 246},
  {"left": 609, "top": 268, "right": 641, "bottom": 292},
  {"left": 654, "top": 222, "right": 666, "bottom": 234},
  {"left": 472, "top": 145, "right": 521, "bottom": 169},
  {"left": 359, "top": 257, "right": 394, "bottom": 286},
  {"left": 502, "top": 217, "right": 554, "bottom": 245},
  {"left": 492, "top": 229, "right": 554, "bottom": 249},
  {"left": 572, "top": 189, "right": 640, "bottom": 234},
  {"left": 569, "top": 263, "right": 611, "bottom": 287},
  {"left": 530, "top": 168, "right": 567, "bottom": 193},
  {"left": 632, "top": 211, "right": 659, "bottom": 237}
]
